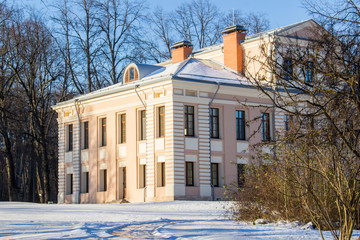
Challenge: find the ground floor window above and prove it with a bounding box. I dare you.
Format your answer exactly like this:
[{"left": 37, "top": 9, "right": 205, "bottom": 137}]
[
  {"left": 186, "top": 162, "right": 194, "bottom": 186},
  {"left": 81, "top": 171, "right": 89, "bottom": 193},
  {"left": 99, "top": 169, "right": 107, "bottom": 192},
  {"left": 211, "top": 163, "right": 219, "bottom": 187},
  {"left": 139, "top": 164, "right": 146, "bottom": 188},
  {"left": 157, "top": 162, "right": 165, "bottom": 187},
  {"left": 237, "top": 164, "right": 245, "bottom": 187},
  {"left": 66, "top": 174, "right": 73, "bottom": 195}
]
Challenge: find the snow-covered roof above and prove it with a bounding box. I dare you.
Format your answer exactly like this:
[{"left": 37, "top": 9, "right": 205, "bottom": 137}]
[{"left": 244, "top": 19, "right": 315, "bottom": 41}]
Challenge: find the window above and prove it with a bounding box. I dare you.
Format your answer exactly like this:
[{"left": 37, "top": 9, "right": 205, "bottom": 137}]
[
  {"left": 305, "top": 61, "right": 314, "bottom": 83},
  {"left": 67, "top": 124, "right": 73, "bottom": 152},
  {"left": 210, "top": 108, "right": 219, "bottom": 138},
  {"left": 236, "top": 110, "right": 246, "bottom": 140},
  {"left": 99, "top": 169, "right": 107, "bottom": 192},
  {"left": 139, "top": 110, "right": 146, "bottom": 141},
  {"left": 66, "top": 173, "right": 73, "bottom": 195},
  {"left": 211, "top": 163, "right": 219, "bottom": 187},
  {"left": 283, "top": 58, "right": 293, "bottom": 80},
  {"left": 100, "top": 118, "right": 106, "bottom": 147},
  {"left": 82, "top": 121, "right": 89, "bottom": 150},
  {"left": 158, "top": 106, "right": 165, "bottom": 138},
  {"left": 118, "top": 114, "right": 126, "bottom": 144},
  {"left": 261, "top": 113, "right": 270, "bottom": 141},
  {"left": 157, "top": 162, "right": 165, "bottom": 187},
  {"left": 130, "top": 68, "right": 135, "bottom": 81},
  {"left": 185, "top": 106, "right": 195, "bottom": 136},
  {"left": 284, "top": 114, "right": 293, "bottom": 132},
  {"left": 186, "top": 162, "right": 194, "bottom": 186},
  {"left": 139, "top": 164, "right": 146, "bottom": 188},
  {"left": 124, "top": 67, "right": 139, "bottom": 83},
  {"left": 237, "top": 164, "right": 245, "bottom": 187},
  {"left": 81, "top": 171, "right": 89, "bottom": 193}
]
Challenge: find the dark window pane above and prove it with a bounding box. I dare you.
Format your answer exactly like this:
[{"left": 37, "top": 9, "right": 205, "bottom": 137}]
[
  {"left": 186, "top": 162, "right": 194, "bottom": 186},
  {"left": 68, "top": 124, "right": 73, "bottom": 151},
  {"left": 261, "top": 113, "right": 270, "bottom": 141},
  {"left": 185, "top": 106, "right": 195, "bottom": 136},
  {"left": 237, "top": 164, "right": 245, "bottom": 187},
  {"left": 211, "top": 163, "right": 219, "bottom": 187},
  {"left": 84, "top": 122, "right": 89, "bottom": 149},
  {"left": 210, "top": 108, "right": 219, "bottom": 138},
  {"left": 236, "top": 110, "right": 246, "bottom": 140}
]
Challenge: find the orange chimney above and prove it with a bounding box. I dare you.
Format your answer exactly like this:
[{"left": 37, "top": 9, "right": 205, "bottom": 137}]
[
  {"left": 222, "top": 25, "right": 246, "bottom": 73},
  {"left": 171, "top": 41, "right": 193, "bottom": 64}
]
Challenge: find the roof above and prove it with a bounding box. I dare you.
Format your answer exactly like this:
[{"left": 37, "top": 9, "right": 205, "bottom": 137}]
[{"left": 54, "top": 19, "right": 316, "bottom": 108}]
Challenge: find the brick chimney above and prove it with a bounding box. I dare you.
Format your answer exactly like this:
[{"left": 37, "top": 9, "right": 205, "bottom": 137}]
[
  {"left": 171, "top": 41, "right": 193, "bottom": 64},
  {"left": 222, "top": 25, "right": 246, "bottom": 73}
]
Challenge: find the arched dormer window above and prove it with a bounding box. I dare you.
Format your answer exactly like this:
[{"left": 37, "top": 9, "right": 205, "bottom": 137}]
[{"left": 124, "top": 66, "right": 139, "bottom": 83}]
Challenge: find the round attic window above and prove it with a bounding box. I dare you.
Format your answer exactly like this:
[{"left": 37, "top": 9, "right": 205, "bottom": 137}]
[{"left": 124, "top": 66, "right": 139, "bottom": 83}]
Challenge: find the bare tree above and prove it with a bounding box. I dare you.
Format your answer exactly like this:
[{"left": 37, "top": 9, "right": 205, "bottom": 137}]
[
  {"left": 171, "top": 0, "right": 220, "bottom": 49},
  {"left": 97, "top": 0, "right": 144, "bottom": 84},
  {"left": 233, "top": 7, "right": 360, "bottom": 239},
  {"left": 222, "top": 10, "right": 270, "bottom": 35}
]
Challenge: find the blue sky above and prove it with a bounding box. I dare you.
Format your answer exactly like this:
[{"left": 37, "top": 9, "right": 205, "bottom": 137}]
[
  {"left": 23, "top": 0, "right": 310, "bottom": 28},
  {"left": 150, "top": 0, "right": 310, "bottom": 28}
]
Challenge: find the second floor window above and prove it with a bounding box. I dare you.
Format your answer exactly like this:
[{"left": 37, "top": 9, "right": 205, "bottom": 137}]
[
  {"left": 236, "top": 110, "right": 246, "bottom": 140},
  {"left": 100, "top": 118, "right": 106, "bottom": 147},
  {"left": 185, "top": 105, "right": 195, "bottom": 136},
  {"left": 158, "top": 106, "right": 165, "bottom": 138},
  {"left": 305, "top": 61, "right": 314, "bottom": 83},
  {"left": 139, "top": 110, "right": 146, "bottom": 141},
  {"left": 285, "top": 114, "right": 293, "bottom": 131},
  {"left": 120, "top": 114, "right": 126, "bottom": 144},
  {"left": 283, "top": 58, "right": 293, "bottom": 80},
  {"left": 83, "top": 121, "right": 89, "bottom": 149},
  {"left": 261, "top": 113, "right": 270, "bottom": 141},
  {"left": 210, "top": 108, "right": 219, "bottom": 138},
  {"left": 67, "top": 124, "right": 73, "bottom": 152}
]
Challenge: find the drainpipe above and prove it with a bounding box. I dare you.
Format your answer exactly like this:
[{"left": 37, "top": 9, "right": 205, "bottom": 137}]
[
  {"left": 209, "top": 82, "right": 221, "bottom": 201},
  {"left": 135, "top": 84, "right": 147, "bottom": 109},
  {"left": 135, "top": 84, "right": 147, "bottom": 202},
  {"left": 74, "top": 99, "right": 81, "bottom": 204}
]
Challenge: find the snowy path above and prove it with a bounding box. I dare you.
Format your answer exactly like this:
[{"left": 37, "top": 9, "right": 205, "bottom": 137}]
[{"left": 0, "top": 201, "right": 359, "bottom": 239}]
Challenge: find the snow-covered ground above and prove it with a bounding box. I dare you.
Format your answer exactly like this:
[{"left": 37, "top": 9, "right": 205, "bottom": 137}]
[{"left": 0, "top": 201, "right": 358, "bottom": 239}]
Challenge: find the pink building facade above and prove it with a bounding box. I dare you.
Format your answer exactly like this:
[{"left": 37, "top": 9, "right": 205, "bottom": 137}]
[{"left": 53, "top": 20, "right": 316, "bottom": 203}]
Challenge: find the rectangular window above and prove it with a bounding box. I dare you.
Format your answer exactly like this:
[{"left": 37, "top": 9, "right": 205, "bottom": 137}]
[
  {"left": 157, "top": 162, "right": 165, "bottom": 187},
  {"left": 83, "top": 121, "right": 89, "bottom": 150},
  {"left": 185, "top": 105, "right": 195, "bottom": 136},
  {"left": 186, "top": 162, "right": 194, "bottom": 186},
  {"left": 139, "top": 164, "right": 146, "bottom": 188},
  {"left": 100, "top": 118, "right": 106, "bottom": 147},
  {"left": 99, "top": 169, "right": 107, "bottom": 192},
  {"left": 261, "top": 113, "right": 270, "bottom": 141},
  {"left": 283, "top": 58, "right": 293, "bottom": 80},
  {"left": 81, "top": 171, "right": 89, "bottom": 193},
  {"left": 158, "top": 106, "right": 165, "bottom": 138},
  {"left": 117, "top": 114, "right": 126, "bottom": 144},
  {"left": 237, "top": 164, "right": 245, "bottom": 187},
  {"left": 211, "top": 163, "right": 219, "bottom": 187},
  {"left": 305, "top": 61, "right": 313, "bottom": 83},
  {"left": 236, "top": 110, "right": 246, "bottom": 140},
  {"left": 66, "top": 173, "right": 73, "bottom": 195},
  {"left": 139, "top": 110, "right": 146, "bottom": 141},
  {"left": 284, "top": 114, "right": 293, "bottom": 131},
  {"left": 67, "top": 124, "right": 73, "bottom": 152},
  {"left": 210, "top": 108, "right": 219, "bottom": 138}
]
